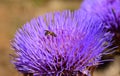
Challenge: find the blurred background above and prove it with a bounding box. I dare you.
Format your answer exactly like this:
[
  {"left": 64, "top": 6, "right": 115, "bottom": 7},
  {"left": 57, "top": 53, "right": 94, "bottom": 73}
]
[{"left": 0, "top": 0, "right": 119, "bottom": 76}]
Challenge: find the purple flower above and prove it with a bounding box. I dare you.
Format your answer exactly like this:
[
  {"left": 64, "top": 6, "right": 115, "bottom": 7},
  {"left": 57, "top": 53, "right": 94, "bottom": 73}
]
[
  {"left": 11, "top": 10, "right": 113, "bottom": 76},
  {"left": 81, "top": 0, "right": 120, "bottom": 55},
  {"left": 81, "top": 0, "right": 120, "bottom": 34}
]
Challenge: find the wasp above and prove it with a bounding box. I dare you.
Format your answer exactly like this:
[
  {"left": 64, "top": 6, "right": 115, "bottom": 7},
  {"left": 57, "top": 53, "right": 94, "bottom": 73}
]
[{"left": 44, "top": 30, "right": 57, "bottom": 37}]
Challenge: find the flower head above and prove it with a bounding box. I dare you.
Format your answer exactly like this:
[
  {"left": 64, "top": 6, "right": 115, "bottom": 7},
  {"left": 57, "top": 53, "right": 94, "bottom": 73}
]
[
  {"left": 81, "top": 0, "right": 120, "bottom": 55},
  {"left": 11, "top": 10, "right": 113, "bottom": 76},
  {"left": 81, "top": 0, "right": 120, "bottom": 33}
]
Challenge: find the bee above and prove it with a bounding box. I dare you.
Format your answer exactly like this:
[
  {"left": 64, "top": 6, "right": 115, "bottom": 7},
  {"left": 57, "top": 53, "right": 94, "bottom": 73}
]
[
  {"left": 23, "top": 73, "right": 33, "bottom": 76},
  {"left": 44, "top": 30, "right": 57, "bottom": 37}
]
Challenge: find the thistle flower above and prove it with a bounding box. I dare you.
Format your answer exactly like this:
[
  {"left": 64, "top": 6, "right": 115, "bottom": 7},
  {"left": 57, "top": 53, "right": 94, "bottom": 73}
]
[
  {"left": 81, "top": 0, "right": 120, "bottom": 55},
  {"left": 11, "top": 10, "right": 113, "bottom": 76},
  {"left": 81, "top": 0, "right": 120, "bottom": 33}
]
